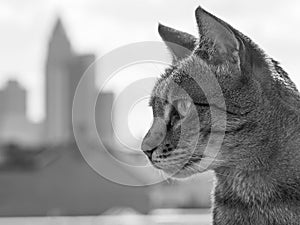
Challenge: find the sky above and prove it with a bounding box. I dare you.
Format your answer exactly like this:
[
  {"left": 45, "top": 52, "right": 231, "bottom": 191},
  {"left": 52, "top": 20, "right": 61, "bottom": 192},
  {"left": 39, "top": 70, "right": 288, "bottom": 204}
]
[{"left": 0, "top": 0, "right": 300, "bottom": 141}]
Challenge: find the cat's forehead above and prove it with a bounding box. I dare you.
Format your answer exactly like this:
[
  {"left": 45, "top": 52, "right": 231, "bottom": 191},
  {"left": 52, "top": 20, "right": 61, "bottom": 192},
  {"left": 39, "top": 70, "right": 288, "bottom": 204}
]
[
  {"left": 149, "top": 66, "right": 174, "bottom": 107},
  {"left": 149, "top": 75, "right": 170, "bottom": 118},
  {"left": 150, "top": 56, "right": 216, "bottom": 109}
]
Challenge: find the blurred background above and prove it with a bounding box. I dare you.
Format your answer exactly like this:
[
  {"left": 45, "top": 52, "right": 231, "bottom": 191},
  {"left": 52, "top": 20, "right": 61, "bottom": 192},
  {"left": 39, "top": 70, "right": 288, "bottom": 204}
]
[{"left": 0, "top": 0, "right": 299, "bottom": 224}]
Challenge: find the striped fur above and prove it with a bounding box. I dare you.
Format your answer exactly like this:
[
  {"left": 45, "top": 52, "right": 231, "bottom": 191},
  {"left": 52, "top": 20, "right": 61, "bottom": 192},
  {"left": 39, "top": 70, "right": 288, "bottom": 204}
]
[{"left": 142, "top": 6, "right": 300, "bottom": 224}]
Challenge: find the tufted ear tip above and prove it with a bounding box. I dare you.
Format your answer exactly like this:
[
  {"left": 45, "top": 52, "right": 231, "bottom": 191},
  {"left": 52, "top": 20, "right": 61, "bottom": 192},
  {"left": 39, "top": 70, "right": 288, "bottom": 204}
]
[
  {"left": 158, "top": 23, "right": 197, "bottom": 61},
  {"left": 158, "top": 23, "right": 183, "bottom": 41},
  {"left": 158, "top": 22, "right": 166, "bottom": 35},
  {"left": 158, "top": 23, "right": 175, "bottom": 42},
  {"left": 195, "top": 5, "right": 204, "bottom": 18},
  {"left": 158, "top": 22, "right": 163, "bottom": 34}
]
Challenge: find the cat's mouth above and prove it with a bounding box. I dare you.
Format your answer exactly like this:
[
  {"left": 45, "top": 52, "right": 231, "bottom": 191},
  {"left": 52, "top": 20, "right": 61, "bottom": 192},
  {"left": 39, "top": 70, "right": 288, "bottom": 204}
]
[
  {"left": 181, "top": 155, "right": 203, "bottom": 169},
  {"left": 172, "top": 154, "right": 203, "bottom": 178},
  {"left": 151, "top": 153, "right": 204, "bottom": 178}
]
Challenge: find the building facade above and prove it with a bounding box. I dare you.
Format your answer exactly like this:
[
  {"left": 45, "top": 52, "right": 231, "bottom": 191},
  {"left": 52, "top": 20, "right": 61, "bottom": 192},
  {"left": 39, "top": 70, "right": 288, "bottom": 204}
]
[
  {"left": 0, "top": 80, "right": 43, "bottom": 146},
  {"left": 45, "top": 18, "right": 96, "bottom": 144},
  {"left": 0, "top": 80, "right": 26, "bottom": 117}
]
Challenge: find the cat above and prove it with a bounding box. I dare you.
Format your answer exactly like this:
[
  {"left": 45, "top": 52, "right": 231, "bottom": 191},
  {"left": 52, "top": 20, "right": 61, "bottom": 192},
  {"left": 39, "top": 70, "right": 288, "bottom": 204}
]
[{"left": 141, "top": 6, "right": 300, "bottom": 225}]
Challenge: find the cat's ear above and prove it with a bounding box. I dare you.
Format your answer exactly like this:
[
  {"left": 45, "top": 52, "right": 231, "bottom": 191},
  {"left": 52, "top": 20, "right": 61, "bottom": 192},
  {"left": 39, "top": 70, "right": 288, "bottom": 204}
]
[
  {"left": 195, "top": 6, "right": 240, "bottom": 64},
  {"left": 158, "top": 23, "right": 197, "bottom": 62}
]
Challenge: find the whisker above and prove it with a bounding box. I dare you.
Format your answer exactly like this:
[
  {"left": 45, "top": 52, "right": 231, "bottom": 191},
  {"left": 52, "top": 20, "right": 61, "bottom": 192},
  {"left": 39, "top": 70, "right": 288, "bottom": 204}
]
[{"left": 186, "top": 165, "right": 198, "bottom": 173}]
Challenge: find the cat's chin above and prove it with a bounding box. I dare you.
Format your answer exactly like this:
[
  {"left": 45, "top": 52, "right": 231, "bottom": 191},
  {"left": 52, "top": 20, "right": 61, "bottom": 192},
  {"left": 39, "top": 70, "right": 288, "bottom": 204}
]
[
  {"left": 166, "top": 161, "right": 213, "bottom": 179},
  {"left": 153, "top": 160, "right": 209, "bottom": 179},
  {"left": 171, "top": 170, "right": 195, "bottom": 179},
  {"left": 162, "top": 166, "right": 199, "bottom": 179}
]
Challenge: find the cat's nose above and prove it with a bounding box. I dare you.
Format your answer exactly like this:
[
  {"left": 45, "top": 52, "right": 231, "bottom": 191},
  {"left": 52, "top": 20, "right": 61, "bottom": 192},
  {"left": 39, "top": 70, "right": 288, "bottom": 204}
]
[
  {"left": 141, "top": 141, "right": 157, "bottom": 159},
  {"left": 143, "top": 148, "right": 156, "bottom": 159}
]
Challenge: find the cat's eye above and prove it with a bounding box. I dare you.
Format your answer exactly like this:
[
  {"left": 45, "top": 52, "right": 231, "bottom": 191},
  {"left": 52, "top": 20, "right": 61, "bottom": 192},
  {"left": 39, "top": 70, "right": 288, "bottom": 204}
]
[
  {"left": 170, "top": 113, "right": 180, "bottom": 126},
  {"left": 177, "top": 99, "right": 192, "bottom": 117}
]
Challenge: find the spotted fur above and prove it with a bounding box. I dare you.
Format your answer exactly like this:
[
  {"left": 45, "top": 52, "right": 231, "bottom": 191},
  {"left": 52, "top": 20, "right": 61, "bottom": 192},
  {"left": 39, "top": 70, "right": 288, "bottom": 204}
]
[{"left": 141, "top": 6, "right": 300, "bottom": 224}]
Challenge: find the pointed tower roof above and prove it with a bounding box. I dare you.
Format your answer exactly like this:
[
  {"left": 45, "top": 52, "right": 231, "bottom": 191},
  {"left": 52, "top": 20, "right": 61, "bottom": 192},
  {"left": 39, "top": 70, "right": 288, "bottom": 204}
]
[
  {"left": 49, "top": 17, "right": 72, "bottom": 50},
  {"left": 52, "top": 17, "right": 65, "bottom": 36},
  {"left": 47, "top": 16, "right": 73, "bottom": 62}
]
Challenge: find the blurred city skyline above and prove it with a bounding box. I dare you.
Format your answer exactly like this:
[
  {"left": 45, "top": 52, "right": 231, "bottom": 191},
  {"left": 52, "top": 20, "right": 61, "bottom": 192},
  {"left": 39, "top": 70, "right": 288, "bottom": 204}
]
[
  {"left": 0, "top": 1, "right": 299, "bottom": 220},
  {"left": 0, "top": 0, "right": 300, "bottom": 127}
]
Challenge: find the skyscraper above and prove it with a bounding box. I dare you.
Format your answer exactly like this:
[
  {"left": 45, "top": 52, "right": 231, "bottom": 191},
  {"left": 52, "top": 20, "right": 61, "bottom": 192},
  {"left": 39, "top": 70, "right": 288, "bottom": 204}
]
[
  {"left": 45, "top": 18, "right": 96, "bottom": 144},
  {"left": 0, "top": 80, "right": 43, "bottom": 146},
  {"left": 0, "top": 79, "right": 26, "bottom": 117}
]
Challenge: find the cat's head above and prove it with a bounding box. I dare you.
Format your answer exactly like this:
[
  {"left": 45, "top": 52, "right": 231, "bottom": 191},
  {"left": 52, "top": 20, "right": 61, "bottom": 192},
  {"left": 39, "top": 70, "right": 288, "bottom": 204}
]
[{"left": 141, "top": 6, "right": 289, "bottom": 178}]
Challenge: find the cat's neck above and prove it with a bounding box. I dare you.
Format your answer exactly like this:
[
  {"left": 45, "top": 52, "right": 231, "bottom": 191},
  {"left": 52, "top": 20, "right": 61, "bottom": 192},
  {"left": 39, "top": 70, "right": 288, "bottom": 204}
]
[
  {"left": 213, "top": 98, "right": 300, "bottom": 224},
  {"left": 213, "top": 85, "right": 300, "bottom": 199},
  {"left": 213, "top": 163, "right": 300, "bottom": 224}
]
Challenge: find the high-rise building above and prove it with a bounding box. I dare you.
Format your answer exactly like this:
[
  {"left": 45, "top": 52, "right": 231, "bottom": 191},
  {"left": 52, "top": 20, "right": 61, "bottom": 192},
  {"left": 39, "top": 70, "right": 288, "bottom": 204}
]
[
  {"left": 0, "top": 80, "right": 43, "bottom": 146},
  {"left": 0, "top": 79, "right": 26, "bottom": 117},
  {"left": 69, "top": 54, "right": 96, "bottom": 141},
  {"left": 45, "top": 18, "right": 96, "bottom": 144}
]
